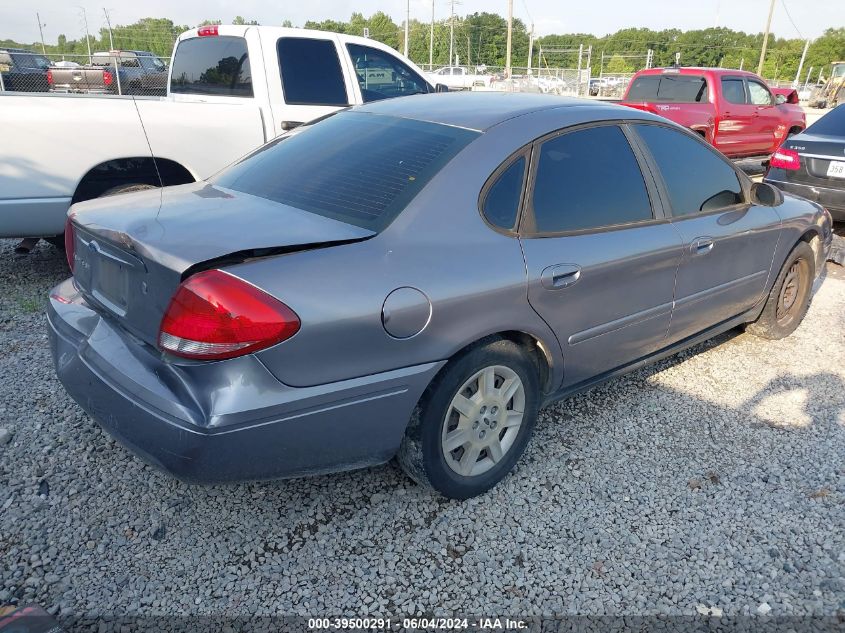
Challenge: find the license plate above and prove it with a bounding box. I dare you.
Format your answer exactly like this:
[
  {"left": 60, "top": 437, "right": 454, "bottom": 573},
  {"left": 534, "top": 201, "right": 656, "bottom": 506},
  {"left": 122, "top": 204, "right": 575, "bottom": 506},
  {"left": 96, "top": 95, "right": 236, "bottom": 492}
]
[
  {"left": 827, "top": 161, "right": 845, "bottom": 178},
  {"left": 93, "top": 257, "right": 129, "bottom": 314}
]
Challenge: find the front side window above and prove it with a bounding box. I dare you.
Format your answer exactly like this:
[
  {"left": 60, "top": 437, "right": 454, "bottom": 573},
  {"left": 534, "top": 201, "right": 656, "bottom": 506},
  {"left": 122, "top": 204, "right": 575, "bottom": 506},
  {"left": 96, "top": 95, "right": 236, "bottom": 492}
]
[
  {"left": 748, "top": 80, "right": 773, "bottom": 105},
  {"left": 626, "top": 74, "right": 708, "bottom": 103},
  {"left": 277, "top": 38, "right": 347, "bottom": 106},
  {"left": 530, "top": 125, "right": 653, "bottom": 234},
  {"left": 214, "top": 111, "right": 478, "bottom": 231},
  {"left": 482, "top": 156, "right": 526, "bottom": 230},
  {"left": 346, "top": 43, "right": 430, "bottom": 102},
  {"left": 721, "top": 78, "right": 746, "bottom": 104},
  {"left": 634, "top": 124, "right": 743, "bottom": 216},
  {"left": 170, "top": 36, "right": 253, "bottom": 97}
]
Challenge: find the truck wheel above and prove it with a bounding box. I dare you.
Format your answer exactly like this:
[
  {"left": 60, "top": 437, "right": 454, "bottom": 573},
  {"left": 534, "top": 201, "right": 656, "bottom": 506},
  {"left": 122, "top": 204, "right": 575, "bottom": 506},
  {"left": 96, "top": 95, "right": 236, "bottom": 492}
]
[
  {"left": 746, "top": 242, "right": 814, "bottom": 340},
  {"left": 100, "top": 183, "right": 157, "bottom": 197},
  {"left": 397, "top": 338, "right": 540, "bottom": 499}
]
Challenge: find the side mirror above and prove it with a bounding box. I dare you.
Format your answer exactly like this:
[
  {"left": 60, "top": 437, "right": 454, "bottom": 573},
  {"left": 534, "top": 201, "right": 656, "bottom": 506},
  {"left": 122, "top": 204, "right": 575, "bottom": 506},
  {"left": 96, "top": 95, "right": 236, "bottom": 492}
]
[
  {"left": 751, "top": 181, "right": 784, "bottom": 207},
  {"left": 435, "top": 83, "right": 449, "bottom": 93},
  {"left": 775, "top": 93, "right": 787, "bottom": 105}
]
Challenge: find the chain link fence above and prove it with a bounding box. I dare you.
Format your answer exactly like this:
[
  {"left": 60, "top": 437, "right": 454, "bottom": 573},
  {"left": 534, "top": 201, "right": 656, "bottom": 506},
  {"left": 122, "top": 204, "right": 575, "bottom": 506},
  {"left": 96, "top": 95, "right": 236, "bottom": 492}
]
[{"left": 0, "top": 50, "right": 168, "bottom": 96}]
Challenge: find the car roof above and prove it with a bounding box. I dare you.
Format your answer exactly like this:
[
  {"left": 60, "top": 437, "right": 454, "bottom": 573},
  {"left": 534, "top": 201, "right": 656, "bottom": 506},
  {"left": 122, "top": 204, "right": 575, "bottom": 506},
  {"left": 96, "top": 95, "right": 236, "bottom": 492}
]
[
  {"left": 634, "top": 66, "right": 759, "bottom": 79},
  {"left": 355, "top": 91, "right": 652, "bottom": 131}
]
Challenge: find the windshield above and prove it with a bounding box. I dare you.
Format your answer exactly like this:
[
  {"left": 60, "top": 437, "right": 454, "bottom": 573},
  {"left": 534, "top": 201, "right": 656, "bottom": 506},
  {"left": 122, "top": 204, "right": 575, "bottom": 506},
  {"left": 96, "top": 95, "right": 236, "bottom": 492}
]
[
  {"left": 214, "top": 111, "right": 479, "bottom": 231},
  {"left": 805, "top": 104, "right": 845, "bottom": 136}
]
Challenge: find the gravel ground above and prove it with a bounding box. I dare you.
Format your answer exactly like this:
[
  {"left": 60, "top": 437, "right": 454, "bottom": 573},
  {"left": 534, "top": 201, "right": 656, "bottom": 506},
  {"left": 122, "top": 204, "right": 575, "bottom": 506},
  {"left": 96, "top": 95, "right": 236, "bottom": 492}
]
[{"left": 0, "top": 237, "right": 843, "bottom": 624}]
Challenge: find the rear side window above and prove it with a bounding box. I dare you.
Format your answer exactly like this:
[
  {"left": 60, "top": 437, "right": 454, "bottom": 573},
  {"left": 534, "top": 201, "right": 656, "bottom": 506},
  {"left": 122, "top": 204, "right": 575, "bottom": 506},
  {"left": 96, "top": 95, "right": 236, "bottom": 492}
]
[
  {"left": 170, "top": 36, "right": 253, "bottom": 97},
  {"left": 277, "top": 38, "right": 348, "bottom": 106},
  {"left": 483, "top": 156, "right": 526, "bottom": 230},
  {"left": 721, "top": 78, "right": 746, "bottom": 104},
  {"left": 346, "top": 43, "right": 430, "bottom": 102},
  {"left": 805, "top": 103, "right": 845, "bottom": 136},
  {"left": 11, "top": 52, "right": 50, "bottom": 70},
  {"left": 530, "top": 125, "right": 653, "bottom": 234},
  {"left": 214, "top": 111, "right": 478, "bottom": 231},
  {"left": 627, "top": 74, "right": 708, "bottom": 103},
  {"left": 635, "top": 124, "right": 743, "bottom": 216}
]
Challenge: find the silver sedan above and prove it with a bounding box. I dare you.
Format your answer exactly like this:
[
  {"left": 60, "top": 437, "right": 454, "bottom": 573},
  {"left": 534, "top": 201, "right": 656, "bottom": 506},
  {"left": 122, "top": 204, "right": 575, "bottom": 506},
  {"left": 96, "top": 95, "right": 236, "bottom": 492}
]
[{"left": 49, "top": 93, "right": 833, "bottom": 499}]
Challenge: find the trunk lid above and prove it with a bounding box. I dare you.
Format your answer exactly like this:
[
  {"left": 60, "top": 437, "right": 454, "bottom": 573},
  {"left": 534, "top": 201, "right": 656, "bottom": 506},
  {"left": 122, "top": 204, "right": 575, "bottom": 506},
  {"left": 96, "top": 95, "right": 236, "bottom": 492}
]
[
  {"left": 70, "top": 182, "right": 375, "bottom": 346},
  {"left": 780, "top": 133, "right": 845, "bottom": 185}
]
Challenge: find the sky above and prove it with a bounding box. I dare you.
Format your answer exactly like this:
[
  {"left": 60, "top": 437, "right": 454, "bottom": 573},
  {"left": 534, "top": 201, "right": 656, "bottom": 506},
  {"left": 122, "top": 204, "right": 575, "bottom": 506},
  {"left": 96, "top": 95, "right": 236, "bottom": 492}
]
[{"left": 2, "top": 0, "right": 841, "bottom": 45}]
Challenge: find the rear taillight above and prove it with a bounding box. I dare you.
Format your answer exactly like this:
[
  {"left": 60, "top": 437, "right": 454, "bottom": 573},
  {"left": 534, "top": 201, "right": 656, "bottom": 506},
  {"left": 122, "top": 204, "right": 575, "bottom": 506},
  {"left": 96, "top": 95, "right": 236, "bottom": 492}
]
[
  {"left": 158, "top": 270, "right": 300, "bottom": 361},
  {"left": 46, "top": 69, "right": 53, "bottom": 84},
  {"left": 197, "top": 25, "right": 219, "bottom": 36},
  {"left": 770, "top": 147, "right": 801, "bottom": 170},
  {"left": 103, "top": 70, "right": 113, "bottom": 86},
  {"left": 64, "top": 215, "right": 76, "bottom": 272}
]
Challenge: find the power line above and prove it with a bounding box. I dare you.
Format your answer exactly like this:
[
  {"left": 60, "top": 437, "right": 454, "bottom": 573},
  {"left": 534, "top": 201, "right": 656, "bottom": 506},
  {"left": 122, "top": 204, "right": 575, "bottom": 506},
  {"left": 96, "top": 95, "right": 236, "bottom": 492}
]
[{"left": 779, "top": 0, "right": 803, "bottom": 39}]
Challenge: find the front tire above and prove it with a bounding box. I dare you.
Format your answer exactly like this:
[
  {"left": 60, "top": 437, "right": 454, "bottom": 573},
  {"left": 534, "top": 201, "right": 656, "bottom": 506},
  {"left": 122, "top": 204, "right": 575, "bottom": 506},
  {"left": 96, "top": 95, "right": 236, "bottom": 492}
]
[
  {"left": 397, "top": 338, "right": 540, "bottom": 499},
  {"left": 747, "top": 241, "right": 814, "bottom": 340}
]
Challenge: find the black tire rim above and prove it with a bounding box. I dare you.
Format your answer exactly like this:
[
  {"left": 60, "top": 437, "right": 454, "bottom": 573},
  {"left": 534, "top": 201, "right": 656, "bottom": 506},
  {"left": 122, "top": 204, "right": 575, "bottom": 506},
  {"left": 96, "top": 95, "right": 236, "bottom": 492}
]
[{"left": 775, "top": 258, "right": 808, "bottom": 325}]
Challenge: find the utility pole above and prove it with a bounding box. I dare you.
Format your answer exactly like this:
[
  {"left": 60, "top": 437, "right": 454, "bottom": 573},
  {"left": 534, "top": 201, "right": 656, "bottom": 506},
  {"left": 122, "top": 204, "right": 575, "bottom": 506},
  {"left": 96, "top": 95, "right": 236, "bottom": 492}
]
[
  {"left": 76, "top": 6, "right": 92, "bottom": 63},
  {"left": 403, "top": 0, "right": 410, "bottom": 58},
  {"left": 793, "top": 39, "right": 810, "bottom": 87},
  {"left": 103, "top": 8, "right": 115, "bottom": 50},
  {"left": 449, "top": 0, "right": 455, "bottom": 67},
  {"left": 756, "top": 0, "right": 775, "bottom": 76},
  {"left": 505, "top": 0, "right": 513, "bottom": 79},
  {"left": 36, "top": 13, "right": 47, "bottom": 55},
  {"left": 527, "top": 23, "right": 534, "bottom": 74},
  {"left": 429, "top": 0, "right": 434, "bottom": 70}
]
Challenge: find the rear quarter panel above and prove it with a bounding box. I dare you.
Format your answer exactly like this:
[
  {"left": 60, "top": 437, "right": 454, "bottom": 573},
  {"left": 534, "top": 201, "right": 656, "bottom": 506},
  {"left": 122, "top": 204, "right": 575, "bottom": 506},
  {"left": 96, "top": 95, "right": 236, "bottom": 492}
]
[{"left": 769, "top": 193, "right": 828, "bottom": 280}]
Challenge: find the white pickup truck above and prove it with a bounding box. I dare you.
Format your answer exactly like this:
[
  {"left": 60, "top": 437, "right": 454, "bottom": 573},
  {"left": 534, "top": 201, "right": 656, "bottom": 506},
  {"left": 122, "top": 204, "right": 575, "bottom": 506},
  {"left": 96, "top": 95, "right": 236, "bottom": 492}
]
[
  {"left": 426, "top": 66, "right": 492, "bottom": 91},
  {"left": 0, "top": 25, "right": 441, "bottom": 241}
]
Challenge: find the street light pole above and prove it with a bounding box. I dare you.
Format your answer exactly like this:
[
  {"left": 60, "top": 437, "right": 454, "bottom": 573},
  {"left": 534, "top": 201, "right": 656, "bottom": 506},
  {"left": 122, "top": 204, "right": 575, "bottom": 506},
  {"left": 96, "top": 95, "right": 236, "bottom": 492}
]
[
  {"left": 429, "top": 0, "right": 434, "bottom": 70},
  {"left": 756, "top": 0, "right": 775, "bottom": 76},
  {"left": 505, "top": 0, "right": 513, "bottom": 78},
  {"left": 403, "top": 0, "right": 410, "bottom": 58}
]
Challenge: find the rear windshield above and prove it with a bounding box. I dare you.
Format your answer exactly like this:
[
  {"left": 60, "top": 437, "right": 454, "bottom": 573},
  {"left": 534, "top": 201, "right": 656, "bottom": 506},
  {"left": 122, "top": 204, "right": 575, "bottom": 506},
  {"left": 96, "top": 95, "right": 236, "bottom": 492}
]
[
  {"left": 627, "top": 74, "right": 708, "bottom": 103},
  {"left": 170, "top": 36, "right": 253, "bottom": 97},
  {"left": 805, "top": 103, "right": 845, "bottom": 136},
  {"left": 214, "top": 111, "right": 479, "bottom": 231}
]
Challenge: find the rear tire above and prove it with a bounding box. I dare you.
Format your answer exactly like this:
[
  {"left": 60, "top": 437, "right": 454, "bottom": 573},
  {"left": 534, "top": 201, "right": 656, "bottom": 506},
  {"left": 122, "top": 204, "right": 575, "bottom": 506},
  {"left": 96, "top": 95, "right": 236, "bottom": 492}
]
[
  {"left": 746, "top": 242, "right": 814, "bottom": 340},
  {"left": 397, "top": 338, "right": 540, "bottom": 499}
]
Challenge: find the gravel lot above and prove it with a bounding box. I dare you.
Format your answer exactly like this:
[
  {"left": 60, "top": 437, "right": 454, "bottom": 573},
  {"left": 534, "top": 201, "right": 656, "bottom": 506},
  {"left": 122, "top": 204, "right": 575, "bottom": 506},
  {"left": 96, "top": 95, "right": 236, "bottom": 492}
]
[{"left": 0, "top": 237, "right": 843, "bottom": 624}]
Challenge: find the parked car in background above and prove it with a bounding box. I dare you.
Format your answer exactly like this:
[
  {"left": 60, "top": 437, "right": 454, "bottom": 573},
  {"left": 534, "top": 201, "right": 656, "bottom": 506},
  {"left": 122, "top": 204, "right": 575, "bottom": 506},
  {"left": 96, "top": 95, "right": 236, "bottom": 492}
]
[
  {"left": 765, "top": 104, "right": 845, "bottom": 221},
  {"left": 427, "top": 65, "right": 491, "bottom": 90},
  {"left": 50, "top": 93, "right": 831, "bottom": 499},
  {"left": 0, "top": 47, "right": 51, "bottom": 92},
  {"left": 48, "top": 50, "right": 168, "bottom": 95},
  {"left": 0, "top": 25, "right": 437, "bottom": 241},
  {"left": 621, "top": 67, "right": 806, "bottom": 158}
]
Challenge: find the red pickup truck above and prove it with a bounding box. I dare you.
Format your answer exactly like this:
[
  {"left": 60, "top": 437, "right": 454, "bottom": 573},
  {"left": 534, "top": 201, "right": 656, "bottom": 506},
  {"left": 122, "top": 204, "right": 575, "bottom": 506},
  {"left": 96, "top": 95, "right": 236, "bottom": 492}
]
[{"left": 621, "top": 67, "right": 806, "bottom": 158}]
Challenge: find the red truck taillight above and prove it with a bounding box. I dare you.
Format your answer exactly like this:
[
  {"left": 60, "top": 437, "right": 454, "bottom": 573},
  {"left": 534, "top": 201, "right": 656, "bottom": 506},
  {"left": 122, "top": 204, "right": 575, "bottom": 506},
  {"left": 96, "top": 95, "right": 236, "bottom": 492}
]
[
  {"left": 770, "top": 147, "right": 801, "bottom": 171},
  {"left": 158, "top": 270, "right": 300, "bottom": 361},
  {"left": 103, "top": 70, "right": 113, "bottom": 86},
  {"left": 46, "top": 69, "right": 53, "bottom": 85}
]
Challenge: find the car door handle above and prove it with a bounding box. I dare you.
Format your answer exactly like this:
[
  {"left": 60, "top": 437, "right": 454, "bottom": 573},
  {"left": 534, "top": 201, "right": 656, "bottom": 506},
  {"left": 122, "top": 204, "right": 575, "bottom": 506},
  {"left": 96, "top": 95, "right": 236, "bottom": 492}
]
[
  {"left": 690, "top": 237, "right": 714, "bottom": 256},
  {"left": 541, "top": 264, "right": 581, "bottom": 290}
]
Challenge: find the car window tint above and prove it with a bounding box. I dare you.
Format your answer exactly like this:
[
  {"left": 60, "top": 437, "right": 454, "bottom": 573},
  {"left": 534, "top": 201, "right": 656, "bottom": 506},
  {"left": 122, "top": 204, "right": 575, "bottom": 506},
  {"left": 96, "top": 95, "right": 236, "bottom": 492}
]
[
  {"left": 277, "top": 38, "right": 348, "bottom": 106},
  {"left": 635, "top": 124, "right": 743, "bottom": 216},
  {"left": 346, "top": 43, "right": 429, "bottom": 102},
  {"left": 531, "top": 126, "right": 653, "bottom": 233},
  {"left": 805, "top": 103, "right": 845, "bottom": 135},
  {"left": 748, "top": 80, "right": 773, "bottom": 105},
  {"left": 627, "top": 74, "right": 708, "bottom": 102},
  {"left": 483, "top": 156, "right": 525, "bottom": 230},
  {"left": 214, "top": 111, "right": 478, "bottom": 232},
  {"left": 170, "top": 36, "right": 253, "bottom": 97},
  {"left": 721, "top": 78, "right": 746, "bottom": 104}
]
